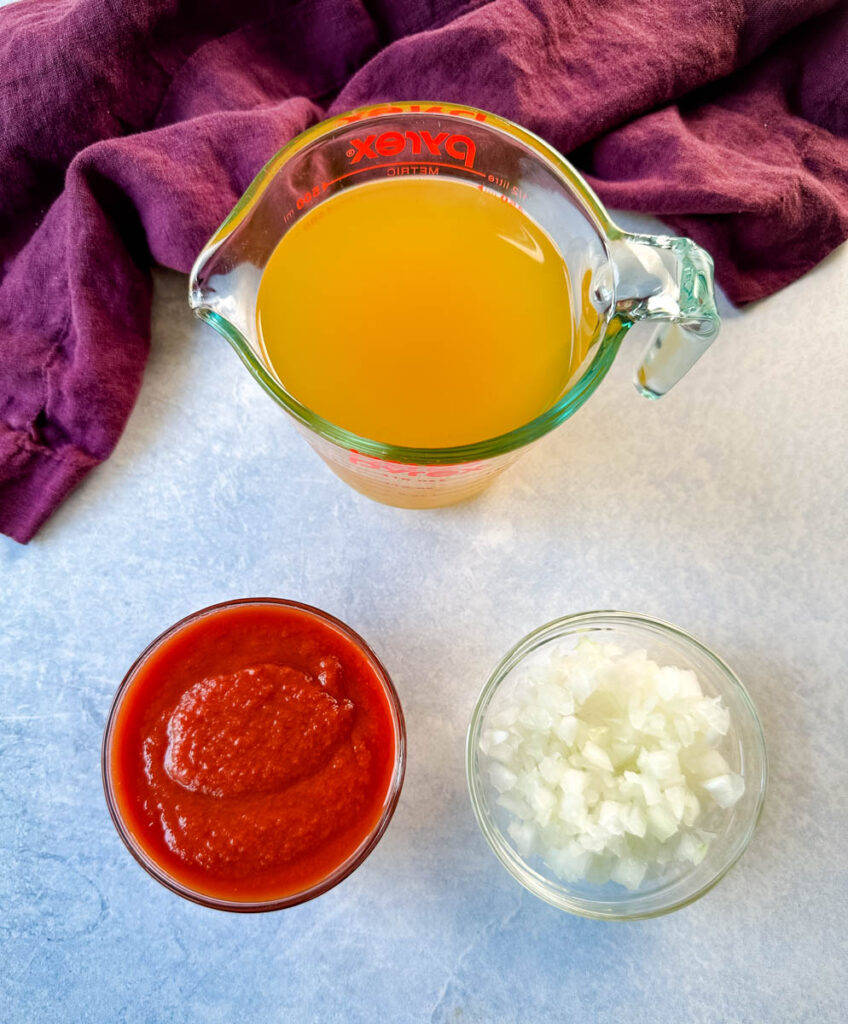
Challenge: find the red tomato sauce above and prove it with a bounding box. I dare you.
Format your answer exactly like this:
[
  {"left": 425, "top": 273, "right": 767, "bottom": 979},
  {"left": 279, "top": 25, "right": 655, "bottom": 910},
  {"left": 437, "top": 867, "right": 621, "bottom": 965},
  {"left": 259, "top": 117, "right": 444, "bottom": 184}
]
[{"left": 107, "top": 602, "right": 399, "bottom": 903}]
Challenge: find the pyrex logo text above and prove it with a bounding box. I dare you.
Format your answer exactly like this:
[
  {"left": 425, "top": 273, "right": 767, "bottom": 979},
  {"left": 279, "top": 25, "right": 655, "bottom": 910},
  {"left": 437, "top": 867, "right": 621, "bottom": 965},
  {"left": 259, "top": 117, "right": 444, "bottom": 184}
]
[{"left": 348, "top": 131, "right": 477, "bottom": 170}]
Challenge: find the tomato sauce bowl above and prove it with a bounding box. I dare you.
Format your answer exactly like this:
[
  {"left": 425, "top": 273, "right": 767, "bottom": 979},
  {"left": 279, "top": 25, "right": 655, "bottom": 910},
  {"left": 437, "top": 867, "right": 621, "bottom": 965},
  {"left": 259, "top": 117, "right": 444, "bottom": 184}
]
[{"left": 102, "top": 599, "right": 406, "bottom": 911}]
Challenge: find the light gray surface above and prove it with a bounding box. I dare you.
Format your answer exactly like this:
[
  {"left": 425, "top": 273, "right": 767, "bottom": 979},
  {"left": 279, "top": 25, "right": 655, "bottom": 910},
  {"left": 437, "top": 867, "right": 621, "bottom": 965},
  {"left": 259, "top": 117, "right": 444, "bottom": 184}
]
[{"left": 2, "top": 226, "right": 847, "bottom": 1022}]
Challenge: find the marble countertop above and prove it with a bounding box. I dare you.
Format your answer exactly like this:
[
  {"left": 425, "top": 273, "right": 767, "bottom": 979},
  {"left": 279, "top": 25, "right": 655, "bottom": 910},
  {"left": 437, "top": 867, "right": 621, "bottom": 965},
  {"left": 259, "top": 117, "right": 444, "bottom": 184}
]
[{"left": 2, "top": 214, "right": 847, "bottom": 1021}]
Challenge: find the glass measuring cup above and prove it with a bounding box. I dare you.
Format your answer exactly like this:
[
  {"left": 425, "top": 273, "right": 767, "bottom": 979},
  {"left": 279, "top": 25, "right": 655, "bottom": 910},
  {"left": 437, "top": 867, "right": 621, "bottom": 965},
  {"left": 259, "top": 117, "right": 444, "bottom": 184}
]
[{"left": 189, "top": 102, "right": 720, "bottom": 508}]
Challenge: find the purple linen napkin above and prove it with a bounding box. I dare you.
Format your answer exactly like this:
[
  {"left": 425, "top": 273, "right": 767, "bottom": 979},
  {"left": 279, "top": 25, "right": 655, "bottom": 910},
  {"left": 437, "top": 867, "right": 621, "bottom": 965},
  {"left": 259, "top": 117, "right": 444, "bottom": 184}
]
[{"left": 1, "top": 0, "right": 846, "bottom": 542}]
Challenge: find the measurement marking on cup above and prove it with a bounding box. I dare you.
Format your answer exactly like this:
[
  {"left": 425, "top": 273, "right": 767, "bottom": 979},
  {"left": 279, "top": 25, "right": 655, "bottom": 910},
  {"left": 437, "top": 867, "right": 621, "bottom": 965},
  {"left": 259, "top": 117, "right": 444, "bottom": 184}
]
[
  {"left": 484, "top": 174, "right": 528, "bottom": 203},
  {"left": 387, "top": 166, "right": 442, "bottom": 177},
  {"left": 476, "top": 183, "right": 525, "bottom": 212},
  {"left": 284, "top": 166, "right": 527, "bottom": 226},
  {"left": 287, "top": 163, "right": 488, "bottom": 217},
  {"left": 328, "top": 162, "right": 487, "bottom": 184}
]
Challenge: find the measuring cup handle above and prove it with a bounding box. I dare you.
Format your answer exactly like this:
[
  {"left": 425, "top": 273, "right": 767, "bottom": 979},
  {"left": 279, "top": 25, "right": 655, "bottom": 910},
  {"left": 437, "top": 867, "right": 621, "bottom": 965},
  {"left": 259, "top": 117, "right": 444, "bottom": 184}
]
[{"left": 609, "top": 232, "right": 721, "bottom": 397}]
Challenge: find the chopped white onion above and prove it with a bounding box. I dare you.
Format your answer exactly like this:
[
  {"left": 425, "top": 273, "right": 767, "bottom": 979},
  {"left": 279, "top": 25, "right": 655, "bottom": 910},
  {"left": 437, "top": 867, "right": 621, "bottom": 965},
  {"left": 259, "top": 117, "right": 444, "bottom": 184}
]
[
  {"left": 700, "top": 773, "right": 746, "bottom": 809},
  {"left": 480, "top": 639, "right": 744, "bottom": 891}
]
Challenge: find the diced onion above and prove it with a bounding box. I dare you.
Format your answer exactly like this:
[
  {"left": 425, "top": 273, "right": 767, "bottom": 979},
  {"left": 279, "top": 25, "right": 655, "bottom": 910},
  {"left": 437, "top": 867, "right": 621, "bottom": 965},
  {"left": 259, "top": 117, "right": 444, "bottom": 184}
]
[{"left": 480, "top": 639, "right": 744, "bottom": 891}]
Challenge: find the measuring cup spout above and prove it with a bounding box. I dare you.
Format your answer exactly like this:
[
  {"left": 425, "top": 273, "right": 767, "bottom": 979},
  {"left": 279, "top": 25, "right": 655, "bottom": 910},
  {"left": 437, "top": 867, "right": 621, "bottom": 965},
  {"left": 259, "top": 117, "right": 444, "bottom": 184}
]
[
  {"left": 188, "top": 231, "right": 267, "bottom": 373},
  {"left": 609, "top": 233, "right": 720, "bottom": 397}
]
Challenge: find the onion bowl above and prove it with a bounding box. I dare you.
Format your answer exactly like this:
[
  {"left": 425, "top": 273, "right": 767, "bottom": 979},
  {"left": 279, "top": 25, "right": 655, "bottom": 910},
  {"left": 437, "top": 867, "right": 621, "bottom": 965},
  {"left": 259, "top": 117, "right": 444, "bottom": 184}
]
[{"left": 466, "top": 611, "right": 767, "bottom": 920}]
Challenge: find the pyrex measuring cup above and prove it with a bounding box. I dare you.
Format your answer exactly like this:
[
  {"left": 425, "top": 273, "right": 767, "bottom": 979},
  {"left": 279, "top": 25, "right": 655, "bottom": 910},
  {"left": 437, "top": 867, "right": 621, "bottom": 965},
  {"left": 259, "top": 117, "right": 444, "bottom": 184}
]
[{"left": 189, "top": 102, "right": 720, "bottom": 508}]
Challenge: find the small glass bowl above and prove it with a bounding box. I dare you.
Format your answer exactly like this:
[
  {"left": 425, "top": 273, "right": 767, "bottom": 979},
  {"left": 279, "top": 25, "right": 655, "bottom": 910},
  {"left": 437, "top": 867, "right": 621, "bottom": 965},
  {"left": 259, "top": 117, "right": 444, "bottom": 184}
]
[
  {"left": 102, "top": 598, "right": 406, "bottom": 912},
  {"left": 466, "top": 611, "right": 767, "bottom": 920}
]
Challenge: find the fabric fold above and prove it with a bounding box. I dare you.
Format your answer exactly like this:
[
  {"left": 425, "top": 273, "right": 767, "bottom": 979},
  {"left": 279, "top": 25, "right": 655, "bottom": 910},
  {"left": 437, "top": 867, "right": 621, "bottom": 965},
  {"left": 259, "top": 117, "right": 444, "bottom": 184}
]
[
  {"left": 1, "top": 0, "right": 847, "bottom": 542},
  {"left": 0, "top": 426, "right": 98, "bottom": 543}
]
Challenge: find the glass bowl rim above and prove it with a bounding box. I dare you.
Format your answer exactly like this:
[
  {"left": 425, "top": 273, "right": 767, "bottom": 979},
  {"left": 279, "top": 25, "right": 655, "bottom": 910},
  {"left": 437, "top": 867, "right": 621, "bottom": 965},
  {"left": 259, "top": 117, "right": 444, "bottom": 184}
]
[
  {"left": 102, "top": 597, "right": 406, "bottom": 913},
  {"left": 465, "top": 609, "right": 768, "bottom": 920}
]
